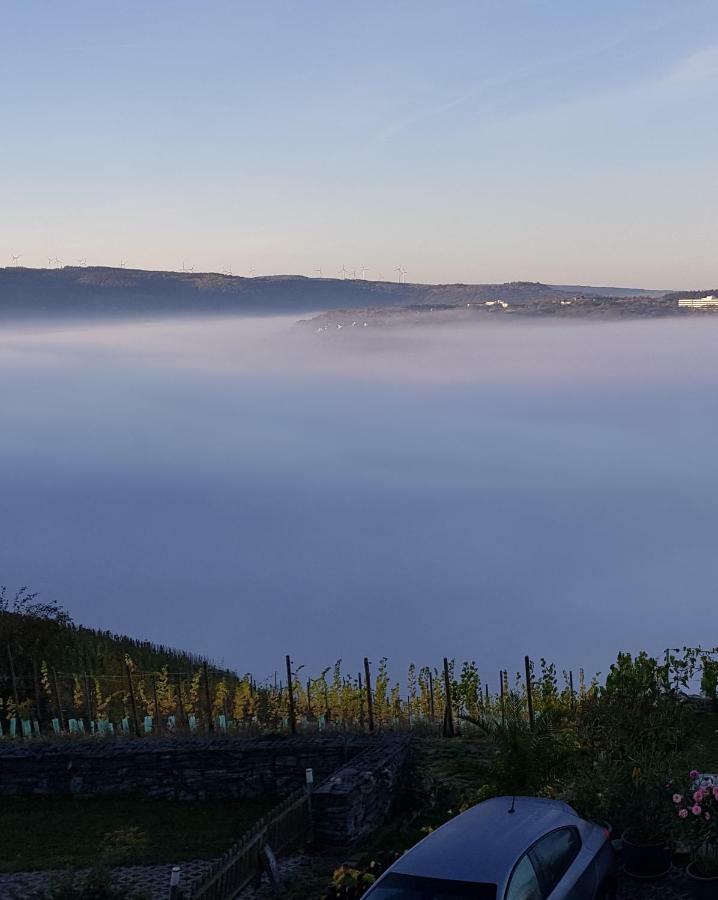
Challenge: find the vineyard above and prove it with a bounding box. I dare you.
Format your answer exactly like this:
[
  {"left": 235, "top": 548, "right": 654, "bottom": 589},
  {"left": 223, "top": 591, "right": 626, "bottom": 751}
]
[
  {"left": 4, "top": 589, "right": 718, "bottom": 743},
  {"left": 1, "top": 587, "right": 608, "bottom": 739}
]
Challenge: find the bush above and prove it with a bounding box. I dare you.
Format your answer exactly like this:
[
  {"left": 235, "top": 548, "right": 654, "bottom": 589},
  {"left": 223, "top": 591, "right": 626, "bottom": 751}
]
[
  {"left": 465, "top": 694, "right": 575, "bottom": 796},
  {"left": 563, "top": 663, "right": 688, "bottom": 841}
]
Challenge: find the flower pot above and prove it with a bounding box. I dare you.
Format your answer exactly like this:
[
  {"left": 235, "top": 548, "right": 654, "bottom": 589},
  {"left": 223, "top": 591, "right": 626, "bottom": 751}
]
[
  {"left": 621, "top": 831, "right": 672, "bottom": 879},
  {"left": 686, "top": 861, "right": 718, "bottom": 900}
]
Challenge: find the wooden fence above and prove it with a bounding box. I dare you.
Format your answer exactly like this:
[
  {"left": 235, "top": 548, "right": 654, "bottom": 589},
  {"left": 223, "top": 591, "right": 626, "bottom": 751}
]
[{"left": 186, "top": 787, "right": 312, "bottom": 899}]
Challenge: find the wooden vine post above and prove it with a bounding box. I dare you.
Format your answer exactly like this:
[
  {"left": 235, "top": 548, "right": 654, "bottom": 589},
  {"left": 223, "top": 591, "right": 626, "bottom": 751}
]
[
  {"left": 358, "top": 672, "right": 365, "bottom": 730},
  {"left": 203, "top": 661, "right": 213, "bottom": 732},
  {"left": 7, "top": 645, "right": 20, "bottom": 712},
  {"left": 428, "top": 670, "right": 436, "bottom": 722},
  {"left": 52, "top": 667, "right": 65, "bottom": 731},
  {"left": 442, "top": 657, "right": 455, "bottom": 738},
  {"left": 152, "top": 673, "right": 161, "bottom": 734},
  {"left": 524, "top": 655, "right": 535, "bottom": 728},
  {"left": 32, "top": 657, "right": 43, "bottom": 723},
  {"left": 363, "top": 657, "right": 374, "bottom": 733},
  {"left": 84, "top": 673, "right": 93, "bottom": 725},
  {"left": 499, "top": 669, "right": 506, "bottom": 725},
  {"left": 285, "top": 654, "right": 297, "bottom": 735},
  {"left": 176, "top": 673, "right": 186, "bottom": 727},
  {"left": 125, "top": 662, "right": 140, "bottom": 737}
]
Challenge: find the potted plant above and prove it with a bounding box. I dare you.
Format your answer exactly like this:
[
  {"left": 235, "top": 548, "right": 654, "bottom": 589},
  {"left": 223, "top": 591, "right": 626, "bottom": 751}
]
[
  {"left": 671, "top": 770, "right": 718, "bottom": 899},
  {"left": 620, "top": 766, "right": 673, "bottom": 879}
]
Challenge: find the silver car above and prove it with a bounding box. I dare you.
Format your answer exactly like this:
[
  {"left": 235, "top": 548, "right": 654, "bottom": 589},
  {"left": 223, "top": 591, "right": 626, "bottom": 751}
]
[{"left": 361, "top": 796, "right": 616, "bottom": 900}]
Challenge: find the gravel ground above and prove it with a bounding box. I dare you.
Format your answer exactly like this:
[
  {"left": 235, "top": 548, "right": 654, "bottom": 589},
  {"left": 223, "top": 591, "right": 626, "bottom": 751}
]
[
  {"left": 617, "top": 868, "right": 694, "bottom": 900},
  {"left": 0, "top": 860, "right": 213, "bottom": 900}
]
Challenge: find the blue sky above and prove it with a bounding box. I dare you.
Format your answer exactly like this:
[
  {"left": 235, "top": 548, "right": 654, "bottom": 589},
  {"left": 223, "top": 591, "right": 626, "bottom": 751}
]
[{"left": 2, "top": 1, "right": 718, "bottom": 288}]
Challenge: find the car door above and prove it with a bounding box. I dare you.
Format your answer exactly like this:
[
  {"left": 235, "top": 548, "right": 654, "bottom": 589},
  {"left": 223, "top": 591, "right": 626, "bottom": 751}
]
[
  {"left": 528, "top": 827, "right": 596, "bottom": 899},
  {"left": 504, "top": 853, "right": 543, "bottom": 900}
]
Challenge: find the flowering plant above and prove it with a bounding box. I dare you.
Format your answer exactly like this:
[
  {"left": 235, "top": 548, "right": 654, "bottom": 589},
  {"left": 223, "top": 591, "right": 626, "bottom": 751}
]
[{"left": 672, "top": 770, "right": 718, "bottom": 877}]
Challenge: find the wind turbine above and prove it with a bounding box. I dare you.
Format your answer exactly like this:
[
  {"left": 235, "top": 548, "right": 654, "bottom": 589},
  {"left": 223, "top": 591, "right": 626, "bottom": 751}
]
[
  {"left": 119, "top": 259, "right": 126, "bottom": 269},
  {"left": 314, "top": 267, "right": 323, "bottom": 278},
  {"left": 349, "top": 269, "right": 357, "bottom": 279},
  {"left": 76, "top": 258, "right": 86, "bottom": 267},
  {"left": 339, "top": 264, "right": 347, "bottom": 280},
  {"left": 360, "top": 265, "right": 368, "bottom": 280},
  {"left": 10, "top": 254, "right": 20, "bottom": 266},
  {"left": 394, "top": 266, "right": 404, "bottom": 284},
  {"left": 248, "top": 265, "right": 256, "bottom": 277}
]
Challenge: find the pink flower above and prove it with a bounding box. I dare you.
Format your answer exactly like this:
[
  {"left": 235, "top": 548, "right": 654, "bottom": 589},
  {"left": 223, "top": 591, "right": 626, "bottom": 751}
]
[
  {"left": 679, "top": 809, "right": 689, "bottom": 818},
  {"left": 713, "top": 787, "right": 718, "bottom": 801},
  {"left": 690, "top": 769, "right": 700, "bottom": 779},
  {"left": 692, "top": 804, "right": 702, "bottom": 815},
  {"left": 694, "top": 789, "right": 705, "bottom": 802},
  {"left": 673, "top": 793, "right": 683, "bottom": 804}
]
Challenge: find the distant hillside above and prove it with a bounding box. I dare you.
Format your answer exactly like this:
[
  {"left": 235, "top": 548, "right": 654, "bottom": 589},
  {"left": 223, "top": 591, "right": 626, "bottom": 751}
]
[
  {"left": 1, "top": 610, "right": 230, "bottom": 678},
  {"left": 662, "top": 288, "right": 718, "bottom": 301},
  {"left": 0, "top": 266, "right": 671, "bottom": 321},
  {"left": 1, "top": 589, "right": 240, "bottom": 725},
  {"left": 548, "top": 284, "right": 667, "bottom": 298}
]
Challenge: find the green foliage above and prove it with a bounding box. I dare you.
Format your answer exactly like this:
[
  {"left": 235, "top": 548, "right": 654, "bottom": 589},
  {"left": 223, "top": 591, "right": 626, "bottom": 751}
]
[
  {"left": 331, "top": 865, "right": 375, "bottom": 889},
  {"left": 26, "top": 868, "right": 150, "bottom": 900},
  {"left": 701, "top": 660, "right": 718, "bottom": 704},
  {"left": 453, "top": 661, "right": 481, "bottom": 720},
  {"left": 564, "top": 677, "right": 688, "bottom": 841},
  {"left": 99, "top": 827, "right": 149, "bottom": 867},
  {"left": 603, "top": 651, "right": 665, "bottom": 702},
  {"left": 466, "top": 694, "right": 575, "bottom": 795}
]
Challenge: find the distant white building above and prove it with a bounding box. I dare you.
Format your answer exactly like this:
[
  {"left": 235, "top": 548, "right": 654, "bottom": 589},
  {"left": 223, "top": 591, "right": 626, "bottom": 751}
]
[{"left": 678, "top": 295, "right": 718, "bottom": 309}]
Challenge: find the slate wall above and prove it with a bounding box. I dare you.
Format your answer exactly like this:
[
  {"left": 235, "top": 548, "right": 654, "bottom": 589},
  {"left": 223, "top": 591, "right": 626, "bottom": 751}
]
[
  {"left": 312, "top": 736, "right": 411, "bottom": 844},
  {"left": 0, "top": 735, "right": 375, "bottom": 800}
]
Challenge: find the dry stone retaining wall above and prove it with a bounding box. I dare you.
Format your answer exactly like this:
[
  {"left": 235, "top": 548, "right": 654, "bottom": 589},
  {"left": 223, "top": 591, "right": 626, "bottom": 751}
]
[
  {"left": 0, "top": 735, "right": 374, "bottom": 800},
  {"left": 312, "top": 736, "right": 411, "bottom": 844}
]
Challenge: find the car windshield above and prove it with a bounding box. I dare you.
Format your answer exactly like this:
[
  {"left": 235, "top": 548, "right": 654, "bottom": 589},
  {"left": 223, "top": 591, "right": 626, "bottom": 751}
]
[{"left": 364, "top": 873, "right": 497, "bottom": 899}]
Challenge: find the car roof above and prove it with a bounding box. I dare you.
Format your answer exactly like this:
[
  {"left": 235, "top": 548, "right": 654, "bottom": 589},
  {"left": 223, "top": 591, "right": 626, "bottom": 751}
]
[{"left": 391, "top": 796, "right": 582, "bottom": 885}]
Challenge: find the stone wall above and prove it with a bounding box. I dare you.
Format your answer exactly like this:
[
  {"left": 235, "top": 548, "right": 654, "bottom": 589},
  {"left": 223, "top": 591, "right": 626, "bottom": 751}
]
[
  {"left": 0, "top": 735, "right": 375, "bottom": 800},
  {"left": 312, "top": 736, "right": 411, "bottom": 844}
]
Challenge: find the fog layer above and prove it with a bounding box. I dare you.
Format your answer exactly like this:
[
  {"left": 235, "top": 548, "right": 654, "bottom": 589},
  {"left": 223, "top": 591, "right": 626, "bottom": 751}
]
[{"left": 1, "top": 315, "right": 717, "bottom": 684}]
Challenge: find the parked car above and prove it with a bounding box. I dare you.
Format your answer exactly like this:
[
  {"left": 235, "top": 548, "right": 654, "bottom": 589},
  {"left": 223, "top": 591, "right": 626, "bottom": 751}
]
[{"left": 361, "top": 796, "right": 616, "bottom": 899}]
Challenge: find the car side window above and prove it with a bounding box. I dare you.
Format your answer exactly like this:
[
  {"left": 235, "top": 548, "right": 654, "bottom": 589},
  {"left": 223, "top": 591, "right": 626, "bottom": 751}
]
[
  {"left": 529, "top": 828, "right": 581, "bottom": 895},
  {"left": 505, "top": 854, "right": 542, "bottom": 900}
]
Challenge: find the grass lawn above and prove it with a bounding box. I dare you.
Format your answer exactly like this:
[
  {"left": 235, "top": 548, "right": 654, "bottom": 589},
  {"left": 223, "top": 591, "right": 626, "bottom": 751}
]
[{"left": 0, "top": 795, "right": 276, "bottom": 873}]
